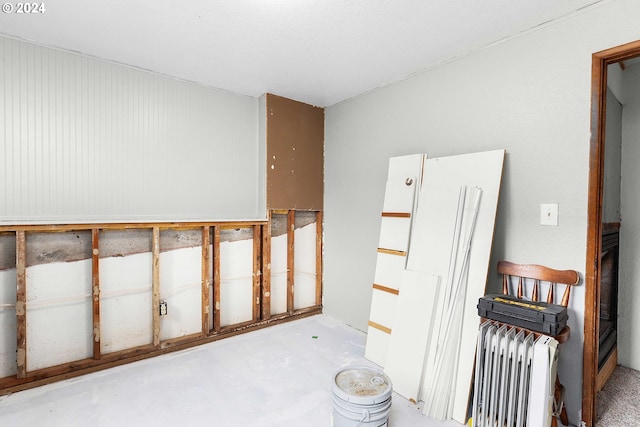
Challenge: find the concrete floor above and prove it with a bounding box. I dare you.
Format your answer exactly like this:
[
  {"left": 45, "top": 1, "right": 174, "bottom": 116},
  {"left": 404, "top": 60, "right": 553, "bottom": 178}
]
[{"left": 0, "top": 315, "right": 463, "bottom": 426}]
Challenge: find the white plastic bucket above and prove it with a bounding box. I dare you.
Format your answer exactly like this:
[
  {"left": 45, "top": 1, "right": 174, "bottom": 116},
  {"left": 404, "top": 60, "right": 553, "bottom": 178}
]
[{"left": 332, "top": 365, "right": 393, "bottom": 427}]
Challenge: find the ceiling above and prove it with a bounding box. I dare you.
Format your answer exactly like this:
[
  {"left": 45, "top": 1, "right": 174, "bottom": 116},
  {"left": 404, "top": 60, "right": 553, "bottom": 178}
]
[{"left": 0, "top": 0, "right": 608, "bottom": 107}]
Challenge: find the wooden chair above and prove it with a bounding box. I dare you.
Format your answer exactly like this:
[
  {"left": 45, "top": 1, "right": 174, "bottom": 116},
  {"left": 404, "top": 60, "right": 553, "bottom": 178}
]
[{"left": 496, "top": 260, "right": 580, "bottom": 427}]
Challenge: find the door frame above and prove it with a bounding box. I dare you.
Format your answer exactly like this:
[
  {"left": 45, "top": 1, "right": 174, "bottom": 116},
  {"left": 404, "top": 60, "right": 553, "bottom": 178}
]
[{"left": 583, "top": 39, "right": 640, "bottom": 426}]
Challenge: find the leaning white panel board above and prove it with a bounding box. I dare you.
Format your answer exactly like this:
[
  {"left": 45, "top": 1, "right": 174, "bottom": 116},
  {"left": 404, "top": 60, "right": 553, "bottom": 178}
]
[
  {"left": 407, "top": 149, "right": 505, "bottom": 422},
  {"left": 372, "top": 252, "right": 407, "bottom": 289},
  {"left": 378, "top": 216, "right": 412, "bottom": 250},
  {"left": 421, "top": 186, "right": 483, "bottom": 419},
  {"left": 365, "top": 154, "right": 424, "bottom": 367},
  {"left": 384, "top": 270, "right": 440, "bottom": 402}
]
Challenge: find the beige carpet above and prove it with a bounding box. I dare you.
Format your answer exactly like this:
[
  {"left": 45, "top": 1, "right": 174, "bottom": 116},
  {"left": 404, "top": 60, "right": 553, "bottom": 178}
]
[{"left": 596, "top": 365, "right": 640, "bottom": 426}]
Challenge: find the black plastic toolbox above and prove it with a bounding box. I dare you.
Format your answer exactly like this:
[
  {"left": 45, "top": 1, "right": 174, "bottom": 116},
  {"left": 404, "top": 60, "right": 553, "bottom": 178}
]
[{"left": 477, "top": 294, "right": 568, "bottom": 336}]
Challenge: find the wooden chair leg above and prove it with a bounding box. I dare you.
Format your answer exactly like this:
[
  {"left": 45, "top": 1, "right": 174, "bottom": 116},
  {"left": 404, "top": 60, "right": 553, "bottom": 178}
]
[
  {"left": 560, "top": 406, "right": 569, "bottom": 426},
  {"left": 554, "top": 375, "right": 568, "bottom": 426}
]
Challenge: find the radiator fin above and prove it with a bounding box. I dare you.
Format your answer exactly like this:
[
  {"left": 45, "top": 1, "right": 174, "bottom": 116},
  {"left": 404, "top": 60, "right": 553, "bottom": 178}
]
[{"left": 472, "top": 321, "right": 558, "bottom": 427}]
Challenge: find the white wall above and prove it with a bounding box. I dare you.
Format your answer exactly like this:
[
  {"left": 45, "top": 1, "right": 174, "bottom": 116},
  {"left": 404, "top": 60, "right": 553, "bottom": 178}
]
[
  {"left": 619, "top": 62, "right": 640, "bottom": 370},
  {"left": 0, "top": 36, "right": 264, "bottom": 223},
  {"left": 323, "top": 1, "right": 640, "bottom": 424}
]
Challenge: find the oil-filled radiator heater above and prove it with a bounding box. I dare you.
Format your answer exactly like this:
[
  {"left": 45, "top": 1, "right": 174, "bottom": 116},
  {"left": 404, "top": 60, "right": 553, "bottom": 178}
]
[{"left": 471, "top": 321, "right": 559, "bottom": 427}]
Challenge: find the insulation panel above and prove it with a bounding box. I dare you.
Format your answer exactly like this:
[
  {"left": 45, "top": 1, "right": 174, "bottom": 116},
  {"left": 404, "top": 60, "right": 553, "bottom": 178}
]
[
  {"left": 293, "top": 223, "right": 317, "bottom": 310},
  {"left": 26, "top": 260, "right": 93, "bottom": 370},
  {"left": 270, "top": 232, "right": 288, "bottom": 316},
  {"left": 159, "top": 246, "right": 202, "bottom": 340},
  {"left": 100, "top": 252, "right": 154, "bottom": 354},
  {"left": 220, "top": 238, "right": 254, "bottom": 327}
]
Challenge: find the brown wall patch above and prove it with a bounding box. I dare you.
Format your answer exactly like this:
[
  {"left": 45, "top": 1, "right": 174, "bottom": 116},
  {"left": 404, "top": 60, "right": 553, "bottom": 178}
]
[{"left": 266, "top": 94, "right": 324, "bottom": 210}]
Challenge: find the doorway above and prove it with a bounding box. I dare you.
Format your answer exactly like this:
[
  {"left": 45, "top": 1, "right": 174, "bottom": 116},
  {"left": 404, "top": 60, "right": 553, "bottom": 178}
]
[{"left": 583, "top": 40, "right": 640, "bottom": 426}]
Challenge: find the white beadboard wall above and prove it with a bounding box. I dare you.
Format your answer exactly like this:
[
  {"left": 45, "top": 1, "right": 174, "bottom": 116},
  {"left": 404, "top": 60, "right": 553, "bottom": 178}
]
[{"left": 0, "top": 36, "right": 264, "bottom": 223}]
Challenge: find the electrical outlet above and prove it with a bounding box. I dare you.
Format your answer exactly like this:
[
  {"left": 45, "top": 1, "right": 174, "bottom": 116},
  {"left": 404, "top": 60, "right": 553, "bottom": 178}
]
[
  {"left": 540, "top": 203, "right": 558, "bottom": 226},
  {"left": 159, "top": 300, "right": 168, "bottom": 316}
]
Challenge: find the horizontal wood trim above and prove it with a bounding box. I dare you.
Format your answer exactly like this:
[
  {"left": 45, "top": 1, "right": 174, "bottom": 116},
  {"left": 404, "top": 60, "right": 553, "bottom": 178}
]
[
  {"left": 0, "top": 221, "right": 268, "bottom": 233},
  {"left": 368, "top": 320, "right": 391, "bottom": 334},
  {"left": 219, "top": 319, "right": 261, "bottom": 334},
  {"left": 381, "top": 212, "right": 411, "bottom": 218},
  {"left": 377, "top": 248, "right": 407, "bottom": 257},
  {"left": 220, "top": 224, "right": 260, "bottom": 230},
  {"left": 0, "top": 307, "right": 322, "bottom": 396},
  {"left": 372, "top": 283, "right": 399, "bottom": 295},
  {"left": 19, "top": 343, "right": 157, "bottom": 382},
  {"left": 160, "top": 332, "right": 205, "bottom": 348},
  {"left": 218, "top": 306, "right": 322, "bottom": 335}
]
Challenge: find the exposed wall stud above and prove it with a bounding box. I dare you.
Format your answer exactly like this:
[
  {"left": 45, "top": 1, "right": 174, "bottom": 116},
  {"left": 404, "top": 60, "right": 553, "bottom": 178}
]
[
  {"left": 16, "top": 231, "right": 27, "bottom": 379},
  {"left": 315, "top": 211, "right": 323, "bottom": 307},
  {"left": 92, "top": 229, "right": 101, "bottom": 359},
  {"left": 253, "top": 225, "right": 262, "bottom": 322},
  {"left": 261, "top": 212, "right": 272, "bottom": 320},
  {"left": 0, "top": 217, "right": 323, "bottom": 395},
  {"left": 213, "top": 226, "right": 221, "bottom": 333},
  {"left": 201, "top": 226, "right": 211, "bottom": 335},
  {"left": 152, "top": 227, "right": 161, "bottom": 347},
  {"left": 287, "top": 210, "right": 295, "bottom": 314}
]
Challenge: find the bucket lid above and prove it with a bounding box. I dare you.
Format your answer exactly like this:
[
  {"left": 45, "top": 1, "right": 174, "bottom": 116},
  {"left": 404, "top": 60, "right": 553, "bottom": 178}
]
[{"left": 332, "top": 365, "right": 392, "bottom": 405}]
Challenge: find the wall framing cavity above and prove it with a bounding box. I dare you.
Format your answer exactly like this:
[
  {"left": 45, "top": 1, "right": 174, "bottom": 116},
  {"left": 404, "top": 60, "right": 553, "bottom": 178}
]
[{"left": 0, "top": 211, "right": 322, "bottom": 394}]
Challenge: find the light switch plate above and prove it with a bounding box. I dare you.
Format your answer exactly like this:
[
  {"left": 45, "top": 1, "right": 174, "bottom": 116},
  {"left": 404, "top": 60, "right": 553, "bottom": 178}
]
[{"left": 540, "top": 203, "right": 558, "bottom": 226}]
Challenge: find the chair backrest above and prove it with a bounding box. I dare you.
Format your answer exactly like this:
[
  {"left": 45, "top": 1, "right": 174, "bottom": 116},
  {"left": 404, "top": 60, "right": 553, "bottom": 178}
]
[{"left": 497, "top": 260, "right": 580, "bottom": 307}]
